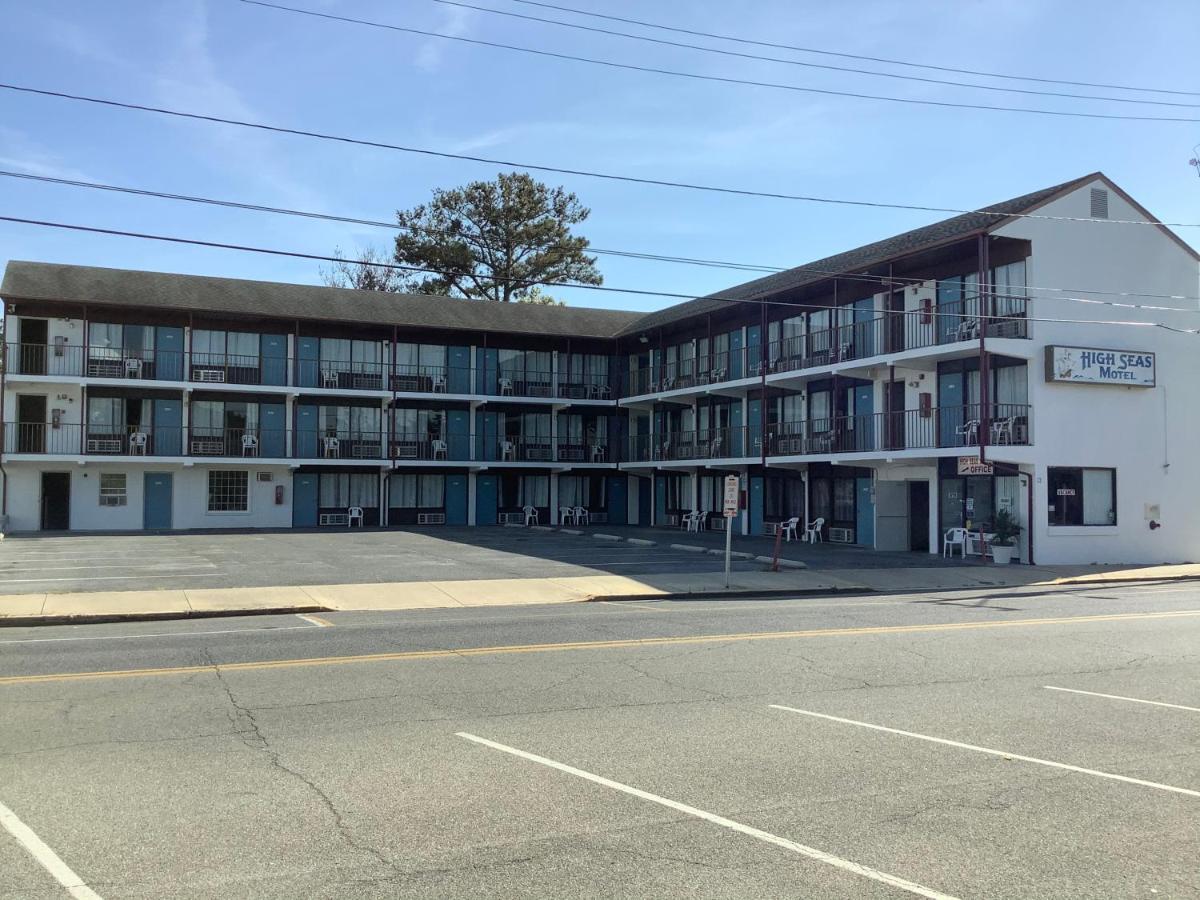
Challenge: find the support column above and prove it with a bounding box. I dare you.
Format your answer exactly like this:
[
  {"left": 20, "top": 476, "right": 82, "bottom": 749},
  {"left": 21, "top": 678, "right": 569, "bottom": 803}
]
[
  {"left": 468, "top": 471, "right": 478, "bottom": 526},
  {"left": 549, "top": 472, "right": 559, "bottom": 525}
]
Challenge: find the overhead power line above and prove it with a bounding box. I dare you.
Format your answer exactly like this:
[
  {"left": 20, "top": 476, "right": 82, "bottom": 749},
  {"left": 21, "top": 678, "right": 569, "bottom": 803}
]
[
  {"left": 1, "top": 215, "right": 1196, "bottom": 332},
  {"left": 423, "top": 0, "right": 1200, "bottom": 110},
  {"left": 6, "top": 168, "right": 1199, "bottom": 304},
  {"left": 498, "top": 0, "right": 1200, "bottom": 98},
  {"left": 4, "top": 82, "right": 1200, "bottom": 228},
  {"left": 238, "top": 1, "right": 1200, "bottom": 124}
]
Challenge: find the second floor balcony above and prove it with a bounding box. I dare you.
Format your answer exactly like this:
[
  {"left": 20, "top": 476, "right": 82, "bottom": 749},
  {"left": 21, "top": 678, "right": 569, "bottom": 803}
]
[{"left": 627, "top": 426, "right": 751, "bottom": 464}]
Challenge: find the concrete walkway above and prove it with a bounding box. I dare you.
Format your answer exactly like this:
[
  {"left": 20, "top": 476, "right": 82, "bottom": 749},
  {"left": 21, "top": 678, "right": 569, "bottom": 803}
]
[{"left": 2, "top": 559, "right": 1198, "bottom": 625}]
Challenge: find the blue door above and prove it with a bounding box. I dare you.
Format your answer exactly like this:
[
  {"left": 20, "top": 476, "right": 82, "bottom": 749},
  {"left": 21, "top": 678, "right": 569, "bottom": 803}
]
[
  {"left": 143, "top": 472, "right": 173, "bottom": 530},
  {"left": 477, "top": 348, "right": 498, "bottom": 394},
  {"left": 854, "top": 384, "right": 874, "bottom": 451},
  {"left": 476, "top": 474, "right": 498, "bottom": 525},
  {"left": 748, "top": 398, "right": 762, "bottom": 456},
  {"left": 728, "top": 328, "right": 744, "bottom": 380},
  {"left": 446, "top": 474, "right": 468, "bottom": 525},
  {"left": 749, "top": 476, "right": 764, "bottom": 535},
  {"left": 856, "top": 477, "right": 875, "bottom": 547},
  {"left": 938, "top": 372, "right": 962, "bottom": 447},
  {"left": 155, "top": 327, "right": 184, "bottom": 381},
  {"left": 654, "top": 476, "right": 667, "bottom": 525},
  {"left": 447, "top": 409, "right": 470, "bottom": 460},
  {"left": 606, "top": 476, "right": 627, "bottom": 525},
  {"left": 747, "top": 324, "right": 761, "bottom": 372},
  {"left": 638, "top": 476, "right": 651, "bottom": 526},
  {"left": 295, "top": 405, "right": 318, "bottom": 459},
  {"left": 261, "top": 334, "right": 288, "bottom": 386},
  {"left": 153, "top": 398, "right": 182, "bottom": 456},
  {"left": 292, "top": 473, "right": 318, "bottom": 527},
  {"left": 448, "top": 346, "right": 471, "bottom": 394},
  {"left": 260, "top": 403, "right": 286, "bottom": 458},
  {"left": 297, "top": 336, "right": 319, "bottom": 388}
]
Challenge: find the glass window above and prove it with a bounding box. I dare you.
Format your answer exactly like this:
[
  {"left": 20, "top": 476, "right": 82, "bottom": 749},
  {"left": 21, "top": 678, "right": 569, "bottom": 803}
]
[
  {"left": 809, "top": 390, "right": 831, "bottom": 429},
  {"left": 90, "top": 323, "right": 123, "bottom": 359},
  {"left": 351, "top": 339, "right": 384, "bottom": 373},
  {"left": 1048, "top": 467, "right": 1115, "bottom": 526},
  {"left": 418, "top": 475, "right": 444, "bottom": 508},
  {"left": 207, "top": 471, "right": 248, "bottom": 512},
  {"left": 191, "top": 400, "right": 223, "bottom": 434},
  {"left": 319, "top": 406, "right": 350, "bottom": 436},
  {"left": 833, "top": 478, "right": 856, "bottom": 521},
  {"left": 396, "top": 343, "right": 419, "bottom": 370},
  {"left": 227, "top": 332, "right": 259, "bottom": 363},
  {"left": 87, "top": 397, "right": 122, "bottom": 430},
  {"left": 349, "top": 473, "right": 378, "bottom": 508},
  {"left": 320, "top": 338, "right": 352, "bottom": 368},
  {"left": 522, "top": 475, "right": 549, "bottom": 507},
  {"left": 350, "top": 406, "right": 381, "bottom": 435},
  {"left": 320, "top": 473, "right": 377, "bottom": 508},
  {"left": 99, "top": 473, "right": 127, "bottom": 506},
  {"left": 390, "top": 474, "right": 417, "bottom": 508},
  {"left": 192, "top": 330, "right": 225, "bottom": 362},
  {"left": 418, "top": 344, "right": 446, "bottom": 373}
]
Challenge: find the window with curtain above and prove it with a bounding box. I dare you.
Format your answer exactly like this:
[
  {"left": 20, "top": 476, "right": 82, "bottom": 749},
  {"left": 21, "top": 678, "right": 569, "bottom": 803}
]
[
  {"left": 992, "top": 261, "right": 1027, "bottom": 318},
  {"left": 559, "top": 476, "right": 582, "bottom": 508},
  {"left": 191, "top": 400, "right": 223, "bottom": 435},
  {"left": 393, "top": 408, "right": 443, "bottom": 438},
  {"left": 522, "top": 413, "right": 551, "bottom": 440},
  {"left": 809, "top": 390, "right": 831, "bottom": 429},
  {"left": 808, "top": 309, "right": 831, "bottom": 354},
  {"left": 993, "top": 364, "right": 1028, "bottom": 408},
  {"left": 833, "top": 479, "right": 856, "bottom": 522},
  {"left": 350, "top": 406, "right": 381, "bottom": 436},
  {"left": 318, "top": 406, "right": 351, "bottom": 436},
  {"left": 320, "top": 338, "right": 351, "bottom": 370},
  {"left": 87, "top": 397, "right": 122, "bottom": 431},
  {"left": 191, "top": 330, "right": 225, "bottom": 363},
  {"left": 418, "top": 344, "right": 446, "bottom": 374},
  {"left": 90, "top": 323, "right": 123, "bottom": 359},
  {"left": 522, "top": 475, "right": 549, "bottom": 507},
  {"left": 320, "top": 473, "right": 378, "bottom": 508},
  {"left": 396, "top": 343, "right": 418, "bottom": 371},
  {"left": 227, "top": 332, "right": 259, "bottom": 364},
  {"left": 351, "top": 340, "right": 383, "bottom": 374},
  {"left": 1048, "top": 467, "right": 1115, "bottom": 526}
]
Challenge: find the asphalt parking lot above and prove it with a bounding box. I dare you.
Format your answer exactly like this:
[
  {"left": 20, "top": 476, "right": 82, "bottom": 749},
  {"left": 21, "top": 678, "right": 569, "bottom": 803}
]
[
  {"left": 0, "top": 527, "right": 793, "bottom": 594},
  {"left": 1, "top": 582, "right": 1198, "bottom": 898}
]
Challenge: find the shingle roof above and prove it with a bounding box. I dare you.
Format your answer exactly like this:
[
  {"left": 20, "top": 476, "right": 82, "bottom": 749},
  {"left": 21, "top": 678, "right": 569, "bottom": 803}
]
[
  {"left": 615, "top": 173, "right": 1100, "bottom": 336},
  {"left": 0, "top": 262, "right": 644, "bottom": 340}
]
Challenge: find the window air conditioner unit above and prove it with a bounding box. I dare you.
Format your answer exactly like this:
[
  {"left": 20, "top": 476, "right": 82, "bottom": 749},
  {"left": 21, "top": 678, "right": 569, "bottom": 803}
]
[{"left": 828, "top": 527, "right": 855, "bottom": 544}]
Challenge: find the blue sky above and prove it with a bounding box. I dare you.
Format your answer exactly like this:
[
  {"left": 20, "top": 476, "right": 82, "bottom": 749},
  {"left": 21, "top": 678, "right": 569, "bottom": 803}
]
[{"left": 1, "top": 0, "right": 1197, "bottom": 312}]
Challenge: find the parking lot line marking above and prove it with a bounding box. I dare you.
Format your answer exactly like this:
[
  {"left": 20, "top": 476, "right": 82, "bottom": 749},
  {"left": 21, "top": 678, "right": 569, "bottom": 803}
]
[
  {"left": 770, "top": 704, "right": 1200, "bottom": 799},
  {"left": 456, "top": 732, "right": 959, "bottom": 900},
  {"left": 4, "top": 608, "right": 1199, "bottom": 686},
  {"left": 0, "top": 624, "right": 318, "bottom": 645},
  {"left": 1044, "top": 685, "right": 1200, "bottom": 713},
  {"left": 0, "top": 798, "right": 104, "bottom": 900},
  {"left": 296, "top": 614, "right": 334, "bottom": 627}
]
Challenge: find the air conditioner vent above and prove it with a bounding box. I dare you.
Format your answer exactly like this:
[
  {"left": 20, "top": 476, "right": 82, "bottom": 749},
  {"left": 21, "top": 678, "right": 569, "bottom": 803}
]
[
  {"left": 256, "top": 472, "right": 273, "bottom": 482},
  {"left": 1090, "top": 188, "right": 1109, "bottom": 219}
]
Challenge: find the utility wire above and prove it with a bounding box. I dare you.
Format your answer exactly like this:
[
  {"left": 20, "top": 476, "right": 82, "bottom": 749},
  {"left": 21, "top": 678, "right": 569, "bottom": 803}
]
[
  {"left": 1, "top": 215, "right": 1195, "bottom": 332},
  {"left": 6, "top": 168, "right": 1199, "bottom": 304},
  {"left": 498, "top": 0, "right": 1200, "bottom": 98},
  {"left": 238, "top": 1, "right": 1200, "bottom": 124},
  {"left": 4, "top": 82, "right": 1200, "bottom": 228},
  {"left": 422, "top": 0, "right": 1200, "bottom": 109}
]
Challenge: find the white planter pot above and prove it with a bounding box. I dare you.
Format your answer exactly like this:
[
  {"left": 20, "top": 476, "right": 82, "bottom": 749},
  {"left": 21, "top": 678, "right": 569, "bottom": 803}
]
[{"left": 991, "top": 545, "right": 1015, "bottom": 565}]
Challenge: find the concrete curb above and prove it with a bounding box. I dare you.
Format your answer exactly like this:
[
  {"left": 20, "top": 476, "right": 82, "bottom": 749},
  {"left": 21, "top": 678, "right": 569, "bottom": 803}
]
[
  {"left": 670, "top": 544, "right": 706, "bottom": 552},
  {"left": 754, "top": 555, "right": 808, "bottom": 569},
  {"left": 591, "top": 587, "right": 877, "bottom": 602},
  {"left": 559, "top": 528, "right": 583, "bottom": 536},
  {"left": 626, "top": 538, "right": 657, "bottom": 547},
  {"left": 593, "top": 533, "right": 623, "bottom": 541},
  {"left": 0, "top": 605, "right": 331, "bottom": 628}
]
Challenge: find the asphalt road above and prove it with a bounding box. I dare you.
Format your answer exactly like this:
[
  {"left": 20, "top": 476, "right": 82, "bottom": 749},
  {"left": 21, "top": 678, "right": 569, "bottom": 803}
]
[{"left": 2, "top": 581, "right": 1199, "bottom": 898}]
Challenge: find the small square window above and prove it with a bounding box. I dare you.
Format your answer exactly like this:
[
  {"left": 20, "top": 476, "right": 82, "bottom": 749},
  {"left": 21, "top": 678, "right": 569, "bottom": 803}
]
[
  {"left": 208, "top": 470, "right": 249, "bottom": 512},
  {"left": 99, "top": 473, "right": 127, "bottom": 507}
]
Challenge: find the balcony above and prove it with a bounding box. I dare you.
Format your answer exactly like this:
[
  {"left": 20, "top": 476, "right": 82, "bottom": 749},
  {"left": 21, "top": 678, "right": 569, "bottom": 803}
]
[
  {"left": 387, "top": 433, "right": 470, "bottom": 462},
  {"left": 624, "top": 348, "right": 752, "bottom": 399},
  {"left": 295, "top": 431, "right": 387, "bottom": 461},
  {"left": 187, "top": 427, "right": 287, "bottom": 458},
  {"left": 766, "top": 403, "right": 1032, "bottom": 457},
  {"left": 627, "top": 426, "right": 751, "bottom": 463}
]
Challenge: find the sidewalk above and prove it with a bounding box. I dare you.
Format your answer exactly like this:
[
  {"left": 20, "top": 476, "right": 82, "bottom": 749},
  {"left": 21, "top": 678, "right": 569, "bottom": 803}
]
[{"left": 3, "top": 560, "right": 1197, "bottom": 626}]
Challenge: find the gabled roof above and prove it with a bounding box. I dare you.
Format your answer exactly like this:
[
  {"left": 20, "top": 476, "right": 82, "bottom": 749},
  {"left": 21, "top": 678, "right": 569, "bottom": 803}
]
[
  {"left": 0, "top": 262, "right": 643, "bottom": 339},
  {"left": 615, "top": 172, "right": 1104, "bottom": 336}
]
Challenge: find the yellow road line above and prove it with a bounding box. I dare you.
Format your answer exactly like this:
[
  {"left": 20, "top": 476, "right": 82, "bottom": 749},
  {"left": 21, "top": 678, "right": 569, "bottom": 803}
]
[{"left": 3, "top": 608, "right": 1197, "bottom": 687}]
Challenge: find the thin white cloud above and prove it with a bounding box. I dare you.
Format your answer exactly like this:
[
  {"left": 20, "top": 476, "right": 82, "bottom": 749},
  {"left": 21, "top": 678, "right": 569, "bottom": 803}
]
[
  {"left": 414, "top": 5, "right": 475, "bottom": 73},
  {"left": 0, "top": 128, "right": 97, "bottom": 182}
]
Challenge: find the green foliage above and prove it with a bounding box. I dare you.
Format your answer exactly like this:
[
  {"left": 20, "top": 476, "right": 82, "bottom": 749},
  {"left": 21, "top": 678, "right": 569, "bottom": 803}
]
[
  {"left": 990, "top": 507, "right": 1023, "bottom": 547},
  {"left": 323, "top": 172, "right": 601, "bottom": 304}
]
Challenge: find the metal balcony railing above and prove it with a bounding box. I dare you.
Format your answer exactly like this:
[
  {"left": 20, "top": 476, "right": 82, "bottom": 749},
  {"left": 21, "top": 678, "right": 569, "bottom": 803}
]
[
  {"left": 187, "top": 427, "right": 288, "bottom": 458},
  {"left": 628, "top": 426, "right": 750, "bottom": 462}
]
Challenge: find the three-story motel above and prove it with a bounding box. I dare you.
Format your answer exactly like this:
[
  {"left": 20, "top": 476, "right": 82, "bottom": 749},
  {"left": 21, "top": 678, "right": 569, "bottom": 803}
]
[{"left": 3, "top": 173, "right": 1197, "bottom": 564}]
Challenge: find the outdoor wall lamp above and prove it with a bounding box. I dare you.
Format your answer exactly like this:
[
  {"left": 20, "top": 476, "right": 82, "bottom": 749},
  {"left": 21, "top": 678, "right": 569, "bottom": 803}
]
[{"left": 1149, "top": 520, "right": 1161, "bottom": 530}]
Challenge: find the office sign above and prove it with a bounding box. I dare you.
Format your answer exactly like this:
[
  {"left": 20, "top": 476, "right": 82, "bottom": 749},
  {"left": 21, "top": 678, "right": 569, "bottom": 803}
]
[
  {"left": 957, "top": 457, "right": 994, "bottom": 476},
  {"left": 1045, "top": 346, "right": 1156, "bottom": 387}
]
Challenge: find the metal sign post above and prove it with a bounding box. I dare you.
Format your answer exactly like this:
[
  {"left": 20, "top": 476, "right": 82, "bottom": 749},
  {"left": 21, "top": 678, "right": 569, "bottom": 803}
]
[{"left": 722, "top": 475, "right": 739, "bottom": 588}]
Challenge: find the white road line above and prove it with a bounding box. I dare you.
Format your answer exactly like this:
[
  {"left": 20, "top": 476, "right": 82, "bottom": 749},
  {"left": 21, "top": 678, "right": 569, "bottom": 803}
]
[
  {"left": 0, "top": 563, "right": 216, "bottom": 573},
  {"left": 770, "top": 704, "right": 1200, "bottom": 799},
  {"left": 0, "top": 798, "right": 104, "bottom": 900},
  {"left": 456, "top": 732, "right": 959, "bottom": 900},
  {"left": 296, "top": 614, "right": 333, "bottom": 627},
  {"left": 1044, "top": 685, "right": 1200, "bottom": 714},
  {"left": 0, "top": 624, "right": 319, "bottom": 645}
]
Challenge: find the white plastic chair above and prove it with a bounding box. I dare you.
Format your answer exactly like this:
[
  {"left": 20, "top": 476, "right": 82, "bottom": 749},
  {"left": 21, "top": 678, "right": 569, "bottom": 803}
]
[
  {"left": 523, "top": 504, "right": 539, "bottom": 526},
  {"left": 499, "top": 377, "right": 514, "bottom": 396},
  {"left": 590, "top": 444, "right": 605, "bottom": 463},
  {"left": 956, "top": 419, "right": 980, "bottom": 446},
  {"left": 321, "top": 369, "right": 339, "bottom": 389},
  {"left": 501, "top": 440, "right": 516, "bottom": 461},
  {"left": 681, "top": 511, "right": 696, "bottom": 532},
  {"left": 322, "top": 436, "right": 340, "bottom": 458},
  {"left": 241, "top": 434, "right": 259, "bottom": 457},
  {"left": 943, "top": 527, "right": 967, "bottom": 558},
  {"left": 574, "top": 506, "right": 590, "bottom": 526},
  {"left": 991, "top": 416, "right": 1016, "bottom": 445},
  {"left": 559, "top": 506, "right": 575, "bottom": 525},
  {"left": 129, "top": 431, "right": 148, "bottom": 455},
  {"left": 431, "top": 439, "right": 448, "bottom": 460},
  {"left": 124, "top": 358, "right": 143, "bottom": 379},
  {"left": 347, "top": 506, "right": 364, "bottom": 527},
  {"left": 431, "top": 374, "right": 448, "bottom": 393},
  {"left": 805, "top": 517, "right": 825, "bottom": 544},
  {"left": 781, "top": 516, "right": 800, "bottom": 542}
]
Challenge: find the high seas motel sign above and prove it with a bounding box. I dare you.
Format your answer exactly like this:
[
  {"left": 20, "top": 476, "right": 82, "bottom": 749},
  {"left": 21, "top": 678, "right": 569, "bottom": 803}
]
[{"left": 1045, "top": 346, "right": 1156, "bottom": 387}]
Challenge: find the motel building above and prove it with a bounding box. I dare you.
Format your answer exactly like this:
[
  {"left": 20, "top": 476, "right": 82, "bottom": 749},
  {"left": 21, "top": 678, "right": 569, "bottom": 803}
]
[{"left": 1, "top": 173, "right": 1197, "bottom": 566}]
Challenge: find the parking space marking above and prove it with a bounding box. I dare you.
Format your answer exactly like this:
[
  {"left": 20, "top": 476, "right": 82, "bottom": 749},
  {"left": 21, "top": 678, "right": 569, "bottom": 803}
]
[
  {"left": 0, "top": 797, "right": 104, "bottom": 899},
  {"left": 296, "top": 614, "right": 334, "bottom": 627},
  {"left": 770, "top": 704, "right": 1200, "bottom": 799},
  {"left": 456, "top": 732, "right": 959, "bottom": 900},
  {"left": 1044, "top": 685, "right": 1200, "bottom": 714}
]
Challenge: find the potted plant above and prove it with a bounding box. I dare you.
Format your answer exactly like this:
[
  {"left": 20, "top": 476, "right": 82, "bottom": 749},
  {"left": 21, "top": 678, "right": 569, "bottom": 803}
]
[{"left": 989, "top": 508, "right": 1022, "bottom": 565}]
